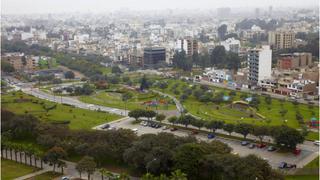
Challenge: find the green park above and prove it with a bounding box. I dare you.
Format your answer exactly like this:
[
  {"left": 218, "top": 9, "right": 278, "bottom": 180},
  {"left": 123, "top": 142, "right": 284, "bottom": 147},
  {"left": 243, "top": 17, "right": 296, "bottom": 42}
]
[{"left": 1, "top": 91, "right": 122, "bottom": 130}]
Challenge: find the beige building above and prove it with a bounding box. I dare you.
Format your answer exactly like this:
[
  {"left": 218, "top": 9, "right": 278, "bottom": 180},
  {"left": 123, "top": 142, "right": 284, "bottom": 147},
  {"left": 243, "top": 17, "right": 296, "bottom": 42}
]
[
  {"left": 277, "top": 52, "right": 313, "bottom": 70},
  {"left": 2, "top": 53, "right": 37, "bottom": 71},
  {"left": 268, "top": 31, "right": 295, "bottom": 49}
]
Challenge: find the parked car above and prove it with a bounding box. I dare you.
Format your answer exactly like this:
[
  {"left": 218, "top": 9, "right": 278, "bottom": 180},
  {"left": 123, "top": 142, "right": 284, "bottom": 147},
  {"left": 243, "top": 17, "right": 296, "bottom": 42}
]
[
  {"left": 241, "top": 141, "right": 250, "bottom": 146},
  {"left": 170, "top": 127, "right": 178, "bottom": 131},
  {"left": 132, "top": 128, "right": 138, "bottom": 133},
  {"left": 61, "top": 177, "right": 70, "bottom": 180},
  {"left": 248, "top": 144, "right": 256, "bottom": 149},
  {"left": 162, "top": 126, "right": 169, "bottom": 130},
  {"left": 256, "top": 143, "right": 267, "bottom": 148},
  {"left": 314, "top": 140, "right": 320, "bottom": 146},
  {"left": 101, "top": 124, "right": 110, "bottom": 129},
  {"left": 267, "top": 146, "right": 277, "bottom": 152},
  {"left": 293, "top": 148, "right": 301, "bottom": 155},
  {"left": 191, "top": 130, "right": 199, "bottom": 135},
  {"left": 154, "top": 124, "right": 161, "bottom": 129},
  {"left": 278, "top": 162, "right": 297, "bottom": 169},
  {"left": 207, "top": 133, "right": 215, "bottom": 139}
]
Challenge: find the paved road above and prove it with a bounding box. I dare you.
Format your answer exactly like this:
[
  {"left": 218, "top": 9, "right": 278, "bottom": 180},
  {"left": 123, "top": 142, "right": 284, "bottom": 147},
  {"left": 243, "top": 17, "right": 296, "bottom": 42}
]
[
  {"left": 99, "top": 117, "right": 319, "bottom": 170},
  {"left": 151, "top": 89, "right": 184, "bottom": 113}
]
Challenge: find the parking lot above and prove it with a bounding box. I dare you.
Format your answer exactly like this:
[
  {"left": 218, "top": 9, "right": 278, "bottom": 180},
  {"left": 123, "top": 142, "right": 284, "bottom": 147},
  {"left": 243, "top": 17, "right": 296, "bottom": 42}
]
[{"left": 95, "top": 117, "right": 319, "bottom": 169}]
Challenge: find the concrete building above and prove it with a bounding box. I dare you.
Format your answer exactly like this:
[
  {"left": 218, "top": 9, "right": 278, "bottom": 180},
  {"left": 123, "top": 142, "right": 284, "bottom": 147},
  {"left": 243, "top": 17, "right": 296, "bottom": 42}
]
[
  {"left": 2, "top": 53, "right": 37, "bottom": 71},
  {"left": 247, "top": 45, "right": 272, "bottom": 84},
  {"left": 268, "top": 31, "right": 295, "bottom": 49},
  {"left": 277, "top": 52, "right": 313, "bottom": 69},
  {"left": 143, "top": 47, "right": 166, "bottom": 66},
  {"left": 220, "top": 37, "right": 241, "bottom": 53},
  {"left": 175, "top": 38, "right": 198, "bottom": 56}
]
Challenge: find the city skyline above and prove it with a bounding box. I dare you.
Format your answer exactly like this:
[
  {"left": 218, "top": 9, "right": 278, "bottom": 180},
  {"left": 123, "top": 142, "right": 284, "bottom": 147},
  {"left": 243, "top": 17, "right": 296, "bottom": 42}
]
[{"left": 2, "top": 0, "right": 319, "bottom": 14}]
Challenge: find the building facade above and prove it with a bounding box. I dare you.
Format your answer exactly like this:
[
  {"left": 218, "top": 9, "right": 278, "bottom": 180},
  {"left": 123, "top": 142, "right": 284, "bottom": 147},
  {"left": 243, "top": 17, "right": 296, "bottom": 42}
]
[
  {"left": 268, "top": 31, "right": 295, "bottom": 49},
  {"left": 247, "top": 45, "right": 272, "bottom": 84},
  {"left": 143, "top": 47, "right": 166, "bottom": 66},
  {"left": 277, "top": 52, "right": 313, "bottom": 69},
  {"left": 175, "top": 38, "right": 198, "bottom": 56}
]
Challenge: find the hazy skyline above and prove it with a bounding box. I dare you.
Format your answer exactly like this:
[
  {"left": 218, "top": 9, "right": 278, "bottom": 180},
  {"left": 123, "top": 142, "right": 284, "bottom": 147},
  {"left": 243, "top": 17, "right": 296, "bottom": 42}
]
[{"left": 2, "top": 0, "right": 319, "bottom": 14}]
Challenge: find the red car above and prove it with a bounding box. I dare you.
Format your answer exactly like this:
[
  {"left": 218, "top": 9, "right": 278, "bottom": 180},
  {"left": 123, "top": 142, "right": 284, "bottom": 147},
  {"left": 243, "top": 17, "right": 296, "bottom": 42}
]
[
  {"left": 293, "top": 148, "right": 301, "bottom": 155},
  {"left": 256, "top": 144, "right": 267, "bottom": 148}
]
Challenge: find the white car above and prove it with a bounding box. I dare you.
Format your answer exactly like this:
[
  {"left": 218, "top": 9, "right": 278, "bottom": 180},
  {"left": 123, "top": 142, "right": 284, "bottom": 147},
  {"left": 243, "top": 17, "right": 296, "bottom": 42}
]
[
  {"left": 132, "top": 128, "right": 138, "bottom": 133},
  {"left": 314, "top": 140, "right": 320, "bottom": 146}
]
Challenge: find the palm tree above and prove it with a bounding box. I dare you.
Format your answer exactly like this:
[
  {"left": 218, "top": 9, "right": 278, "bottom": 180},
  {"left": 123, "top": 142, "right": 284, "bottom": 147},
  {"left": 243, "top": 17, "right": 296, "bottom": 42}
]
[
  {"left": 1, "top": 141, "right": 7, "bottom": 159},
  {"left": 105, "top": 170, "right": 115, "bottom": 180},
  {"left": 99, "top": 168, "right": 107, "bottom": 180},
  {"left": 119, "top": 173, "right": 130, "bottom": 180},
  {"left": 34, "top": 150, "right": 44, "bottom": 169},
  {"left": 170, "top": 170, "right": 187, "bottom": 180},
  {"left": 7, "top": 142, "right": 13, "bottom": 160},
  {"left": 58, "top": 161, "right": 67, "bottom": 174}
]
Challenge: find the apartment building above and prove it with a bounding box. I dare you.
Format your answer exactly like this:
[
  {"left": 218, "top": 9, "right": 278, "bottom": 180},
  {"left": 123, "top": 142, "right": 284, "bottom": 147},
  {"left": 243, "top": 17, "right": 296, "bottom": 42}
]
[
  {"left": 268, "top": 31, "right": 295, "bottom": 49},
  {"left": 247, "top": 45, "right": 272, "bottom": 84},
  {"left": 2, "top": 53, "right": 37, "bottom": 71},
  {"left": 277, "top": 52, "right": 313, "bottom": 69},
  {"left": 175, "top": 38, "right": 198, "bottom": 56}
]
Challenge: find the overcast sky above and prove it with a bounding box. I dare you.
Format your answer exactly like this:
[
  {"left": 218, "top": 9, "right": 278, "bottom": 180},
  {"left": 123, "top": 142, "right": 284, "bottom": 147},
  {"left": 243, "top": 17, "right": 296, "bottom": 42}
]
[{"left": 2, "top": 0, "right": 319, "bottom": 14}]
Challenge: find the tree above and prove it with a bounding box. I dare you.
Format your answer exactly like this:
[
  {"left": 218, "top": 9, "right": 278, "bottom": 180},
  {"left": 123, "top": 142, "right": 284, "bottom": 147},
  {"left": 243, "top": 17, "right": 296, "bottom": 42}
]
[
  {"left": 223, "top": 124, "right": 234, "bottom": 135},
  {"left": 64, "top": 71, "right": 75, "bottom": 79},
  {"left": 99, "top": 168, "right": 107, "bottom": 180},
  {"left": 122, "top": 92, "right": 133, "bottom": 114},
  {"left": 252, "top": 126, "right": 269, "bottom": 144},
  {"left": 128, "top": 109, "right": 144, "bottom": 121},
  {"left": 173, "top": 143, "right": 205, "bottom": 177},
  {"left": 144, "top": 110, "right": 156, "bottom": 121},
  {"left": 140, "top": 75, "right": 149, "bottom": 91},
  {"left": 170, "top": 169, "right": 187, "bottom": 180},
  {"left": 168, "top": 116, "right": 178, "bottom": 125},
  {"left": 217, "top": 24, "right": 227, "bottom": 40},
  {"left": 265, "top": 95, "right": 272, "bottom": 105},
  {"left": 111, "top": 65, "right": 122, "bottom": 74},
  {"left": 235, "top": 123, "right": 253, "bottom": 139},
  {"left": 1, "top": 61, "right": 15, "bottom": 72},
  {"left": 43, "top": 146, "right": 67, "bottom": 172},
  {"left": 155, "top": 114, "right": 166, "bottom": 123},
  {"left": 191, "top": 119, "right": 204, "bottom": 130},
  {"left": 76, "top": 156, "right": 97, "bottom": 180},
  {"left": 279, "top": 109, "right": 288, "bottom": 119},
  {"left": 210, "top": 46, "right": 226, "bottom": 67},
  {"left": 205, "top": 120, "right": 224, "bottom": 133},
  {"left": 271, "top": 126, "right": 304, "bottom": 149}
]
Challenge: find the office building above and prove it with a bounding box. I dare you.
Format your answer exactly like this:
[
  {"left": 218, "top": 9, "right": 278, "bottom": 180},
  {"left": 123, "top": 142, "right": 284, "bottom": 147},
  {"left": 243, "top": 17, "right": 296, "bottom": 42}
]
[
  {"left": 268, "top": 31, "right": 295, "bottom": 49},
  {"left": 247, "top": 45, "right": 272, "bottom": 84},
  {"left": 277, "top": 52, "right": 313, "bottom": 70},
  {"left": 175, "top": 38, "right": 198, "bottom": 56},
  {"left": 143, "top": 47, "right": 166, "bottom": 66}
]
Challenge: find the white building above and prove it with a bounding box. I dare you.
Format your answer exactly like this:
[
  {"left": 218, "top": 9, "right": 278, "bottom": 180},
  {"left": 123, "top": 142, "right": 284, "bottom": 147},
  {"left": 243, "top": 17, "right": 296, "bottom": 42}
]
[
  {"left": 220, "top": 37, "right": 241, "bottom": 53},
  {"left": 247, "top": 45, "right": 272, "bottom": 84}
]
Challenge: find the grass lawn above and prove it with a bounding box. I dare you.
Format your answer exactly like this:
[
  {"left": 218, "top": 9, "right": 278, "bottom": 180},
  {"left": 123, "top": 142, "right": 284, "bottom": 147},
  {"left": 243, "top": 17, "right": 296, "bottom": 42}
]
[
  {"left": 26, "top": 171, "right": 62, "bottom": 180},
  {"left": 285, "top": 175, "right": 319, "bottom": 180},
  {"left": 305, "top": 156, "right": 319, "bottom": 169},
  {"left": 79, "top": 89, "right": 176, "bottom": 111},
  {"left": 306, "top": 131, "right": 319, "bottom": 141},
  {"left": 1, "top": 159, "right": 38, "bottom": 180},
  {"left": 154, "top": 78, "right": 319, "bottom": 129},
  {"left": 1, "top": 91, "right": 123, "bottom": 130}
]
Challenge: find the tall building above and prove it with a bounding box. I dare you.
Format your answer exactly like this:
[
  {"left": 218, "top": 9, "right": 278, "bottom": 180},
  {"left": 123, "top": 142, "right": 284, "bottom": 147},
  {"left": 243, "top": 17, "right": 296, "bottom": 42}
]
[
  {"left": 143, "top": 47, "right": 166, "bottom": 66},
  {"left": 175, "top": 38, "right": 198, "bottom": 56},
  {"left": 277, "top": 52, "right": 313, "bottom": 70},
  {"left": 247, "top": 45, "right": 272, "bottom": 84},
  {"left": 2, "top": 53, "right": 37, "bottom": 71},
  {"left": 268, "top": 31, "right": 295, "bottom": 49}
]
